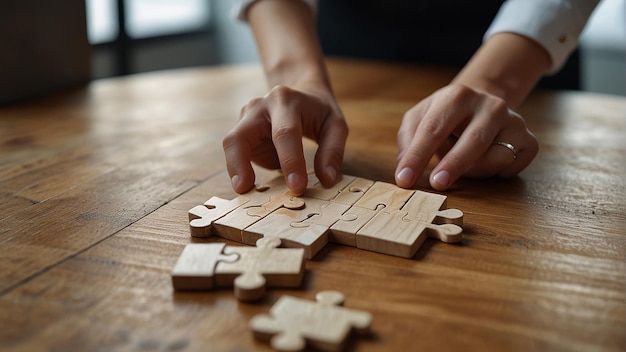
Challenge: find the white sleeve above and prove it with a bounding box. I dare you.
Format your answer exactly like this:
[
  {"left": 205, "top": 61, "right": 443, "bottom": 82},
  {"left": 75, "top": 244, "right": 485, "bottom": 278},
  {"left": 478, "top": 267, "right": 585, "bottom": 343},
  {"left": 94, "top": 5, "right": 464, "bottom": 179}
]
[
  {"left": 484, "top": 0, "right": 600, "bottom": 73},
  {"left": 231, "top": 0, "right": 318, "bottom": 21}
]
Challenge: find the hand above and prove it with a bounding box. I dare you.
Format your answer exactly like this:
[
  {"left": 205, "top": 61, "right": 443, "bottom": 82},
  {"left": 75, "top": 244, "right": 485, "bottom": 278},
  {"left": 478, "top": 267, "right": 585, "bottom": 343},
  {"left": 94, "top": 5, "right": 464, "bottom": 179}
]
[
  {"left": 395, "top": 84, "right": 539, "bottom": 191},
  {"left": 223, "top": 84, "right": 348, "bottom": 195}
]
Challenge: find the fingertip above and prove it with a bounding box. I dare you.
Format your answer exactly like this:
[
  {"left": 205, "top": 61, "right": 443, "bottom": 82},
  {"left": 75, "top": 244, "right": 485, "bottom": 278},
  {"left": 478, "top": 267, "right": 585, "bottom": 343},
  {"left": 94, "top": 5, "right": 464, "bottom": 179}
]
[
  {"left": 231, "top": 173, "right": 255, "bottom": 194},
  {"left": 286, "top": 172, "right": 307, "bottom": 196},
  {"left": 395, "top": 167, "right": 416, "bottom": 189},
  {"left": 315, "top": 166, "right": 337, "bottom": 188},
  {"left": 430, "top": 170, "right": 451, "bottom": 191}
]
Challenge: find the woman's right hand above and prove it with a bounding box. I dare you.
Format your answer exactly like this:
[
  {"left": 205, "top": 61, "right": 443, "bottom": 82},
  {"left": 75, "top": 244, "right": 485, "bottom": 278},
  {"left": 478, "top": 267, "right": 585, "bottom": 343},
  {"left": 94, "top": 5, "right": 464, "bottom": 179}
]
[{"left": 222, "top": 83, "right": 348, "bottom": 196}]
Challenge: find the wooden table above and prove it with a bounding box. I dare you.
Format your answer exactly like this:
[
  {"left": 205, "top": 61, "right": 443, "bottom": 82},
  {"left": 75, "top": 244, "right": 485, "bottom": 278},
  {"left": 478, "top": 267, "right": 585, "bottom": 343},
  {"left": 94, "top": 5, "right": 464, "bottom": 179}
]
[{"left": 1, "top": 59, "right": 624, "bottom": 351}]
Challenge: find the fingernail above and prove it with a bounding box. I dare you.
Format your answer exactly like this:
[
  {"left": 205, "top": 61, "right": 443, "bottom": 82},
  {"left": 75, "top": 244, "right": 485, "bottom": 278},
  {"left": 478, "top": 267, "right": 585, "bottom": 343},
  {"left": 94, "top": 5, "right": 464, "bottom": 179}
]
[
  {"left": 231, "top": 174, "right": 241, "bottom": 190},
  {"left": 396, "top": 167, "right": 415, "bottom": 187},
  {"left": 432, "top": 170, "right": 451, "bottom": 189},
  {"left": 287, "top": 172, "right": 302, "bottom": 191}
]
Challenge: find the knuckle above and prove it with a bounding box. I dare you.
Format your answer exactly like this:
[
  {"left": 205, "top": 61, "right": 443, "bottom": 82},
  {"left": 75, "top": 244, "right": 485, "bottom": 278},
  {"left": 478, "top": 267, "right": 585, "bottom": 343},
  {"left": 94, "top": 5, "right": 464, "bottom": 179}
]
[
  {"left": 267, "top": 85, "right": 297, "bottom": 104},
  {"left": 464, "top": 128, "right": 491, "bottom": 145},
  {"left": 484, "top": 95, "right": 509, "bottom": 117},
  {"left": 402, "top": 147, "right": 429, "bottom": 165},
  {"left": 240, "top": 97, "right": 264, "bottom": 117},
  {"left": 330, "top": 115, "right": 349, "bottom": 136},
  {"left": 222, "top": 130, "right": 241, "bottom": 150},
  {"left": 442, "top": 153, "right": 466, "bottom": 173},
  {"left": 420, "top": 117, "right": 447, "bottom": 139},
  {"left": 272, "top": 124, "right": 300, "bottom": 143},
  {"left": 444, "top": 84, "right": 474, "bottom": 101}
]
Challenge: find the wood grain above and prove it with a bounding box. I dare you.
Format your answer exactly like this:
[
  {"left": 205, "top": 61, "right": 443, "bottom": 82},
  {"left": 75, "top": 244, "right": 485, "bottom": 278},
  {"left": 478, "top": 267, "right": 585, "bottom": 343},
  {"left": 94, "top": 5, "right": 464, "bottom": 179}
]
[{"left": 0, "top": 59, "right": 624, "bottom": 351}]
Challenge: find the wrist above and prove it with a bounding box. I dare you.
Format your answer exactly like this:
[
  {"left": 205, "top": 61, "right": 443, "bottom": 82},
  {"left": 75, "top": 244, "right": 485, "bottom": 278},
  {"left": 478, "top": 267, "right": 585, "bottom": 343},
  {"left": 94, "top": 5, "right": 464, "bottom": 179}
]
[{"left": 452, "top": 33, "right": 550, "bottom": 108}]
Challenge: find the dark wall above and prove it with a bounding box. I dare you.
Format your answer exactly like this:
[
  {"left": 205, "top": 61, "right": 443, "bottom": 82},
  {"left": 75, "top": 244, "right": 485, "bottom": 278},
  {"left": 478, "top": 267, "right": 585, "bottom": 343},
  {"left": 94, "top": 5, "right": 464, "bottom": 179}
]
[{"left": 0, "top": 0, "right": 90, "bottom": 104}]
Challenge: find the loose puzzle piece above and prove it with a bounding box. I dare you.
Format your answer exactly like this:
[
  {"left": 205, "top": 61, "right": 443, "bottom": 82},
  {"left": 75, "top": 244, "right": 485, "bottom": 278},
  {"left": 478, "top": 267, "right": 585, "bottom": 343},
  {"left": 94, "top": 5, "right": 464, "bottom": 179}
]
[
  {"left": 171, "top": 238, "right": 305, "bottom": 301},
  {"left": 250, "top": 291, "right": 372, "bottom": 351},
  {"left": 215, "top": 237, "right": 306, "bottom": 301}
]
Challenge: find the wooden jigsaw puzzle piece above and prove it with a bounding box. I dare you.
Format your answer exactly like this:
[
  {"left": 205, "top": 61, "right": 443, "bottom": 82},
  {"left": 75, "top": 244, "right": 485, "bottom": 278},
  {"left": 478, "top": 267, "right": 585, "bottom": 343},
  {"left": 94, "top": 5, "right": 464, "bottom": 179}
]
[
  {"left": 245, "top": 194, "right": 305, "bottom": 218},
  {"left": 352, "top": 181, "right": 414, "bottom": 212},
  {"left": 212, "top": 177, "right": 290, "bottom": 242},
  {"left": 400, "top": 190, "right": 463, "bottom": 243},
  {"left": 243, "top": 208, "right": 329, "bottom": 260},
  {"left": 356, "top": 209, "right": 426, "bottom": 258},
  {"left": 331, "top": 177, "right": 375, "bottom": 206},
  {"left": 250, "top": 290, "right": 372, "bottom": 352},
  {"left": 214, "top": 237, "right": 305, "bottom": 301},
  {"left": 287, "top": 198, "right": 351, "bottom": 257},
  {"left": 289, "top": 198, "right": 351, "bottom": 228},
  {"left": 329, "top": 204, "right": 383, "bottom": 247},
  {"left": 188, "top": 196, "right": 249, "bottom": 238},
  {"left": 303, "top": 173, "right": 356, "bottom": 201},
  {"left": 356, "top": 190, "right": 464, "bottom": 258},
  {"left": 171, "top": 243, "right": 238, "bottom": 290}
]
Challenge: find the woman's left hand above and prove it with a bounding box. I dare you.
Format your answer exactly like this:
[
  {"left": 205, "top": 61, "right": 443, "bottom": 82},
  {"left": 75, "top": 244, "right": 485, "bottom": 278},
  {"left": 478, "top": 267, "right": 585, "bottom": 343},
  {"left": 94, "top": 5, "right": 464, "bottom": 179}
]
[{"left": 395, "top": 83, "right": 539, "bottom": 190}]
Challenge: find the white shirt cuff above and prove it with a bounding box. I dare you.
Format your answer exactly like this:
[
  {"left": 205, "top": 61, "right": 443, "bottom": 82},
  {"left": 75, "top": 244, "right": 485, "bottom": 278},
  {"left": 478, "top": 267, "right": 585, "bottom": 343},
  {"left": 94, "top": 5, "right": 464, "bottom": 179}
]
[{"left": 484, "top": 0, "right": 599, "bottom": 74}]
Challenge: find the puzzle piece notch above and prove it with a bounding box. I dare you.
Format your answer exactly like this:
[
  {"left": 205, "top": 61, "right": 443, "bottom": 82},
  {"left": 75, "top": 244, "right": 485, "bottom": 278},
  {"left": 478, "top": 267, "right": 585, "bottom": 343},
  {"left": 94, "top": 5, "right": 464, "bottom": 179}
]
[
  {"left": 215, "top": 237, "right": 305, "bottom": 301},
  {"left": 171, "top": 243, "right": 238, "bottom": 290},
  {"left": 188, "top": 196, "right": 250, "bottom": 237},
  {"left": 250, "top": 291, "right": 372, "bottom": 352}
]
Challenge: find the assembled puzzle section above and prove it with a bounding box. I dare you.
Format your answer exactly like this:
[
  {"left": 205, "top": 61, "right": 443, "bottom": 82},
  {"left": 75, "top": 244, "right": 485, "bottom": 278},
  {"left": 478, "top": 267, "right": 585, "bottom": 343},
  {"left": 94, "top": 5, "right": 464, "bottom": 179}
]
[
  {"left": 250, "top": 291, "right": 372, "bottom": 351},
  {"left": 171, "top": 238, "right": 305, "bottom": 301},
  {"left": 187, "top": 173, "right": 464, "bottom": 259}
]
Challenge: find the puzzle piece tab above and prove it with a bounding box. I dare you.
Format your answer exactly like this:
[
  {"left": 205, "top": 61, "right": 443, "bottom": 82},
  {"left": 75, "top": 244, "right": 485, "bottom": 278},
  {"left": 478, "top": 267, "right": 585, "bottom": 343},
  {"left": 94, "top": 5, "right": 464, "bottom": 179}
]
[
  {"left": 188, "top": 196, "right": 249, "bottom": 238},
  {"left": 250, "top": 291, "right": 372, "bottom": 351}
]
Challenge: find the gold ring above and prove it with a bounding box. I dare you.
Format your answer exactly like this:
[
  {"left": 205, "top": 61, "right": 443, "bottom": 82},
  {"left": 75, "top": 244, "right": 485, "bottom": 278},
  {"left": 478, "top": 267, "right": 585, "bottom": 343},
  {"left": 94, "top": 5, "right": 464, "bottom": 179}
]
[{"left": 492, "top": 141, "right": 517, "bottom": 160}]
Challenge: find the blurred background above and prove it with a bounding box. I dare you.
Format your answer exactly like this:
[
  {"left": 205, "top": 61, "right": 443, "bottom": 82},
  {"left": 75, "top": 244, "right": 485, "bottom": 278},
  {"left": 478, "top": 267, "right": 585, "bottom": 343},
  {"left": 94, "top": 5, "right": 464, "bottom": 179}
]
[
  {"left": 0, "top": 0, "right": 623, "bottom": 104},
  {"left": 85, "top": 0, "right": 624, "bottom": 95}
]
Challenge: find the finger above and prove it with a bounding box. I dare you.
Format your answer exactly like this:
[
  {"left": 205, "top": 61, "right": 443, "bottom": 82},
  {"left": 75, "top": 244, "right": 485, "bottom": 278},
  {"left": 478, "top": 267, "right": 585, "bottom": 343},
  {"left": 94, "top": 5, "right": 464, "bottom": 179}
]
[
  {"left": 429, "top": 97, "right": 507, "bottom": 190},
  {"left": 267, "top": 95, "right": 308, "bottom": 196},
  {"left": 463, "top": 140, "right": 520, "bottom": 178},
  {"left": 223, "top": 100, "right": 276, "bottom": 193},
  {"left": 314, "top": 114, "right": 349, "bottom": 186},
  {"left": 395, "top": 86, "right": 476, "bottom": 188},
  {"left": 496, "top": 129, "right": 539, "bottom": 178},
  {"left": 396, "top": 103, "right": 427, "bottom": 163},
  {"left": 223, "top": 130, "right": 257, "bottom": 194}
]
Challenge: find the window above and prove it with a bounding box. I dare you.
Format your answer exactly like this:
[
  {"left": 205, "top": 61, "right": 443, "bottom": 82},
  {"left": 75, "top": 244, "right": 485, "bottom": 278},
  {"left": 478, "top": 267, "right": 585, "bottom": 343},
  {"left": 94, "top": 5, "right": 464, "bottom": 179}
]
[{"left": 85, "top": 0, "right": 213, "bottom": 77}]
